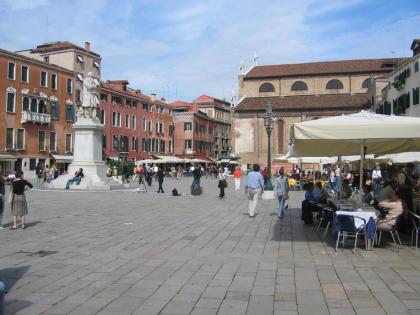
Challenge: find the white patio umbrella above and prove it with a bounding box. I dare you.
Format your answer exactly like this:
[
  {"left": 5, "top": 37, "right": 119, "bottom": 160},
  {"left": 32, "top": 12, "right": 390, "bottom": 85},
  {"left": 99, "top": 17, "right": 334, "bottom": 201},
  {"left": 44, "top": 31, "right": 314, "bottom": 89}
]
[
  {"left": 135, "top": 159, "right": 154, "bottom": 165},
  {"left": 189, "top": 158, "right": 208, "bottom": 163},
  {"left": 375, "top": 152, "right": 420, "bottom": 164},
  {"left": 289, "top": 111, "right": 420, "bottom": 201},
  {"left": 274, "top": 155, "right": 337, "bottom": 164}
]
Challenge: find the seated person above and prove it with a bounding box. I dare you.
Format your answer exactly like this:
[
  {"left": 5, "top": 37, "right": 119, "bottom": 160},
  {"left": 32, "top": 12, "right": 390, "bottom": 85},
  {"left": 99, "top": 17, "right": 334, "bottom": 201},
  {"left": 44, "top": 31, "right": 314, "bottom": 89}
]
[
  {"left": 304, "top": 182, "right": 316, "bottom": 202},
  {"left": 66, "top": 168, "right": 84, "bottom": 189},
  {"left": 339, "top": 178, "right": 353, "bottom": 199},
  {"left": 375, "top": 192, "right": 403, "bottom": 231},
  {"left": 362, "top": 184, "right": 374, "bottom": 205},
  {"left": 301, "top": 182, "right": 316, "bottom": 224},
  {"left": 313, "top": 181, "right": 328, "bottom": 203},
  {"left": 376, "top": 179, "right": 396, "bottom": 203}
]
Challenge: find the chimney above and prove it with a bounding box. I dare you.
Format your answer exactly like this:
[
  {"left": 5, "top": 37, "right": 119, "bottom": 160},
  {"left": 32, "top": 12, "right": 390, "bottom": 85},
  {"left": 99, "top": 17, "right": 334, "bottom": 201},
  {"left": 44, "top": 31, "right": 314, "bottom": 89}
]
[
  {"left": 150, "top": 93, "right": 156, "bottom": 101},
  {"left": 84, "top": 41, "right": 90, "bottom": 52}
]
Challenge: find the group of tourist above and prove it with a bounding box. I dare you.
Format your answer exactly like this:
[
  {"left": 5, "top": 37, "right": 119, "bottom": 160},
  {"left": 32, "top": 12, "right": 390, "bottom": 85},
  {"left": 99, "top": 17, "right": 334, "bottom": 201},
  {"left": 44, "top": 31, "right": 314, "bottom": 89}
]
[{"left": 34, "top": 162, "right": 64, "bottom": 187}]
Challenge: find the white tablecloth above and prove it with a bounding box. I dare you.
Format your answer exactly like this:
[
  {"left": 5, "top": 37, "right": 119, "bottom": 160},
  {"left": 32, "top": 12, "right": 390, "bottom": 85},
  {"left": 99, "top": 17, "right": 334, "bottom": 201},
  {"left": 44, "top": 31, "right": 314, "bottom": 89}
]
[{"left": 335, "top": 211, "right": 377, "bottom": 229}]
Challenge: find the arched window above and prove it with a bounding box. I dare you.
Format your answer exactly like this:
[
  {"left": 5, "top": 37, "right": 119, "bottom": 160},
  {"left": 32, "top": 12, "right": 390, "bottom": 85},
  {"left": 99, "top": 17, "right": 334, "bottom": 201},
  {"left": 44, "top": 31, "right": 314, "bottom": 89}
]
[
  {"left": 362, "top": 78, "right": 371, "bottom": 89},
  {"left": 30, "top": 98, "right": 37, "bottom": 112},
  {"left": 326, "top": 79, "right": 343, "bottom": 90},
  {"left": 22, "top": 96, "right": 30, "bottom": 111},
  {"left": 291, "top": 81, "right": 308, "bottom": 91},
  {"left": 38, "top": 99, "right": 46, "bottom": 113},
  {"left": 259, "top": 82, "right": 275, "bottom": 93}
]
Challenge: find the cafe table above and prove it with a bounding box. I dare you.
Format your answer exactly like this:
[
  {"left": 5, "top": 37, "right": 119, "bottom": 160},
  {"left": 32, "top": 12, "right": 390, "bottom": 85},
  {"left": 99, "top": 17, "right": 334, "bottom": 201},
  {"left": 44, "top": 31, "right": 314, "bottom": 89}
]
[{"left": 333, "top": 207, "right": 377, "bottom": 250}]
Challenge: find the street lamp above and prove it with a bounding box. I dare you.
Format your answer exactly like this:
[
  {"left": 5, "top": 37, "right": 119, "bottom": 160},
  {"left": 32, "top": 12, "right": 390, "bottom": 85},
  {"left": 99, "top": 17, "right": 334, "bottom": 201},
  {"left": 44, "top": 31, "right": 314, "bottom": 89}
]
[{"left": 263, "top": 101, "right": 273, "bottom": 191}]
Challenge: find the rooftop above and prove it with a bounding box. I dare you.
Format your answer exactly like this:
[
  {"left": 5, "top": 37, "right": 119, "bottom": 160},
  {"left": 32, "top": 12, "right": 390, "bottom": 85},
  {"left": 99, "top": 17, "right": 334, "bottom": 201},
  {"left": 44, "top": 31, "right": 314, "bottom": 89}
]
[
  {"left": 244, "top": 58, "right": 408, "bottom": 79},
  {"left": 235, "top": 94, "right": 368, "bottom": 111},
  {"left": 28, "top": 41, "right": 100, "bottom": 58}
]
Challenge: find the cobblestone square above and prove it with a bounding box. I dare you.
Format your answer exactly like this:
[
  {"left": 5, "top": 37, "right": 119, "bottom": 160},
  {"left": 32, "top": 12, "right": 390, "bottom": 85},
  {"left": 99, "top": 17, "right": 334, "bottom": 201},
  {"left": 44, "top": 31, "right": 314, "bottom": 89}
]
[{"left": 1, "top": 176, "right": 420, "bottom": 315}]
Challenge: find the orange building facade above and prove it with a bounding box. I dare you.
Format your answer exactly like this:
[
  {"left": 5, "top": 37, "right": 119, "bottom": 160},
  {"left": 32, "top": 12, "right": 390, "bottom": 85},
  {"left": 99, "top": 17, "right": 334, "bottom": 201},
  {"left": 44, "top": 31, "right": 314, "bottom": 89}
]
[
  {"left": 172, "top": 106, "right": 216, "bottom": 160},
  {"left": 0, "top": 48, "right": 75, "bottom": 175}
]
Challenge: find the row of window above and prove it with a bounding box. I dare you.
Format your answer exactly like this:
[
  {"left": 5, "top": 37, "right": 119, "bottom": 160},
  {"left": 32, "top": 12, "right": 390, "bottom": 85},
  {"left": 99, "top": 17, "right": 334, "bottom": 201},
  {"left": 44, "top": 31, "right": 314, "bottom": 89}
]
[
  {"left": 184, "top": 139, "right": 213, "bottom": 152},
  {"left": 6, "top": 128, "right": 72, "bottom": 152},
  {"left": 141, "top": 138, "right": 172, "bottom": 153},
  {"left": 377, "top": 87, "right": 420, "bottom": 115},
  {"left": 184, "top": 122, "right": 214, "bottom": 135},
  {"left": 6, "top": 92, "right": 75, "bottom": 122},
  {"left": 7, "top": 62, "right": 73, "bottom": 93},
  {"left": 258, "top": 78, "right": 371, "bottom": 93},
  {"left": 108, "top": 111, "right": 174, "bottom": 136},
  {"left": 75, "top": 54, "right": 100, "bottom": 68}
]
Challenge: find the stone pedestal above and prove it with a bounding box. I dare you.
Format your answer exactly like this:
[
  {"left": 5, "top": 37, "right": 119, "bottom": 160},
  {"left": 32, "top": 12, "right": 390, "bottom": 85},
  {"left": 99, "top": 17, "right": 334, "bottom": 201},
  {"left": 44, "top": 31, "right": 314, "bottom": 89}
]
[
  {"left": 262, "top": 190, "right": 275, "bottom": 200},
  {"left": 48, "top": 117, "right": 122, "bottom": 190}
]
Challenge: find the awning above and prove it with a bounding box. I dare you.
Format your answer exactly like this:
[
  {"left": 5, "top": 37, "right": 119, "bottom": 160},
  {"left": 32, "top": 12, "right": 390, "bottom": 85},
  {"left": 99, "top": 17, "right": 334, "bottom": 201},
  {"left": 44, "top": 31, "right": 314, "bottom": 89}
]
[
  {"left": 51, "top": 154, "right": 73, "bottom": 163},
  {"left": 152, "top": 155, "right": 184, "bottom": 163},
  {"left": 0, "top": 153, "right": 17, "bottom": 161}
]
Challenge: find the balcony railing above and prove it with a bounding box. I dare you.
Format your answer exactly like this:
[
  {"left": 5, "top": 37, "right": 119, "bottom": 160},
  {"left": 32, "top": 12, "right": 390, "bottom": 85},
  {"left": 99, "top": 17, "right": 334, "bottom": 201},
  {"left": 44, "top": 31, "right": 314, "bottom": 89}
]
[{"left": 21, "top": 111, "right": 51, "bottom": 124}]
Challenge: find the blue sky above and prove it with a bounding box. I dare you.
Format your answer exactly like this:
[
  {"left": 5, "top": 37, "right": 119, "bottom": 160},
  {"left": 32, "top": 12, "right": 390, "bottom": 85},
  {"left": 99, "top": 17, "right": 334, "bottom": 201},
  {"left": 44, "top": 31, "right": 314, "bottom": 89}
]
[{"left": 0, "top": 0, "right": 419, "bottom": 102}]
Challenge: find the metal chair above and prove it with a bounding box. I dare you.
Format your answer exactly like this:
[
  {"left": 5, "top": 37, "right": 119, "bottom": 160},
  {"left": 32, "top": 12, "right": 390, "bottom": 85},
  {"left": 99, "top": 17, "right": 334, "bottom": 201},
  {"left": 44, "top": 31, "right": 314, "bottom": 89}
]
[
  {"left": 409, "top": 211, "right": 420, "bottom": 249},
  {"left": 376, "top": 214, "right": 402, "bottom": 247},
  {"left": 316, "top": 207, "right": 335, "bottom": 239},
  {"left": 335, "top": 214, "right": 367, "bottom": 253}
]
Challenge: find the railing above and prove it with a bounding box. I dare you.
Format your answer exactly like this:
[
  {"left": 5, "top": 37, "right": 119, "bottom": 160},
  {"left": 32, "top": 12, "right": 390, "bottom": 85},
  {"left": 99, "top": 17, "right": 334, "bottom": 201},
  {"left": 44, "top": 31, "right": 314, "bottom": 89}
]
[{"left": 21, "top": 111, "right": 51, "bottom": 124}]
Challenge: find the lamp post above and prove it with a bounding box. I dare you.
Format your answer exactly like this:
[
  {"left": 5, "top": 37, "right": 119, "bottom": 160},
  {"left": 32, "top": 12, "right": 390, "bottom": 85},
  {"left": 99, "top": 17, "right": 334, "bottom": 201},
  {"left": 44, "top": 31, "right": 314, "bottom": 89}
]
[{"left": 263, "top": 101, "right": 274, "bottom": 193}]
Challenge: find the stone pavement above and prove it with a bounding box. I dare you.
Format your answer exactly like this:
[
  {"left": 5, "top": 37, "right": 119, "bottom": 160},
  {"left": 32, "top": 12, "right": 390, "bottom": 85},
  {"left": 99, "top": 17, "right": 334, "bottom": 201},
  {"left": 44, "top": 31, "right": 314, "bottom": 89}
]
[{"left": 1, "top": 176, "right": 420, "bottom": 315}]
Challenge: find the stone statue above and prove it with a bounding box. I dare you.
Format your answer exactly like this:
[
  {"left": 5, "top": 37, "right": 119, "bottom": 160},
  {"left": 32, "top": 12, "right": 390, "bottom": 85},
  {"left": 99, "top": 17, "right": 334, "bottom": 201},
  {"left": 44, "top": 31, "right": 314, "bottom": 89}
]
[{"left": 79, "top": 72, "right": 99, "bottom": 119}]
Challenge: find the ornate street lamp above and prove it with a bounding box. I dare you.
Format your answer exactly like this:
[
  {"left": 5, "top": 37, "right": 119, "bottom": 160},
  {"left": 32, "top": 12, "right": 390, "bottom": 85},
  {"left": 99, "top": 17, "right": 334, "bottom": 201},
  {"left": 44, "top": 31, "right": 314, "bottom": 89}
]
[{"left": 263, "top": 101, "right": 274, "bottom": 191}]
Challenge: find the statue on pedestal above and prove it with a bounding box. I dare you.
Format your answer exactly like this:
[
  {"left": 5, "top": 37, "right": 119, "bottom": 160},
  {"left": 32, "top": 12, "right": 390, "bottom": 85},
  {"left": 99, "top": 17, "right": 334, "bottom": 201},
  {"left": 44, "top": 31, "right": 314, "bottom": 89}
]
[{"left": 78, "top": 72, "right": 99, "bottom": 120}]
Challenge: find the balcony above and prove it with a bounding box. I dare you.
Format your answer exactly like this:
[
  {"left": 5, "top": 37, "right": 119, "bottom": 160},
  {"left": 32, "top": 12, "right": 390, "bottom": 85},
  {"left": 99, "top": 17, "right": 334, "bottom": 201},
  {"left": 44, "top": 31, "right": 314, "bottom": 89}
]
[{"left": 21, "top": 111, "right": 51, "bottom": 124}]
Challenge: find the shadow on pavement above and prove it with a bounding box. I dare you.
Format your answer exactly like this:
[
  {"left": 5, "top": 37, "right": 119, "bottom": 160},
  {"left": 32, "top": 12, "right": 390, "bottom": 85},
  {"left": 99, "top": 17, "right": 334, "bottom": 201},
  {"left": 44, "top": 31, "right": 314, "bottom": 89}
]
[
  {"left": 0, "top": 265, "right": 32, "bottom": 314},
  {"left": 0, "top": 265, "right": 31, "bottom": 293}
]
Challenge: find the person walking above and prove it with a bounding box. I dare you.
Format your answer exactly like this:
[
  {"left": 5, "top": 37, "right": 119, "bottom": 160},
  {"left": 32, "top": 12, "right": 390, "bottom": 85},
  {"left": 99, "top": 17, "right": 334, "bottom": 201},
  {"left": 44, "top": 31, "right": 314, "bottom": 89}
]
[
  {"left": 0, "top": 169, "right": 6, "bottom": 230},
  {"left": 233, "top": 167, "right": 241, "bottom": 191},
  {"left": 218, "top": 167, "right": 227, "bottom": 199},
  {"left": 10, "top": 171, "right": 33, "bottom": 229},
  {"left": 275, "top": 167, "right": 289, "bottom": 218},
  {"left": 122, "top": 162, "right": 130, "bottom": 184},
  {"left": 35, "top": 162, "right": 43, "bottom": 187},
  {"left": 192, "top": 164, "right": 201, "bottom": 188},
  {"left": 157, "top": 167, "right": 165, "bottom": 193},
  {"left": 245, "top": 164, "right": 265, "bottom": 218}
]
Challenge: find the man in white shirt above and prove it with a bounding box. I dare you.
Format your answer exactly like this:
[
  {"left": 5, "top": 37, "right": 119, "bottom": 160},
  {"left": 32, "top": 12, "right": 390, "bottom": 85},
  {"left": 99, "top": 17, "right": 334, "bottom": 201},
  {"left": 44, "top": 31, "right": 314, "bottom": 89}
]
[{"left": 372, "top": 164, "right": 382, "bottom": 195}]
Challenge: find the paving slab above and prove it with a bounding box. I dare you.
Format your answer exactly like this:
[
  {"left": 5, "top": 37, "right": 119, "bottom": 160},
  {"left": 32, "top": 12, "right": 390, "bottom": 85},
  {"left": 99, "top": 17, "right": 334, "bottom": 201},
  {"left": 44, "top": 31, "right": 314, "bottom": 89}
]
[{"left": 0, "top": 177, "right": 420, "bottom": 315}]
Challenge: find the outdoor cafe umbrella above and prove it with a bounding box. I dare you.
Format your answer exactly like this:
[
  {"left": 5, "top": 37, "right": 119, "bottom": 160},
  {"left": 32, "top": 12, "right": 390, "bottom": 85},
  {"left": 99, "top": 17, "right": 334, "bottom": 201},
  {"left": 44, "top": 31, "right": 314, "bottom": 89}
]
[
  {"left": 274, "top": 154, "right": 337, "bottom": 164},
  {"left": 288, "top": 111, "right": 420, "bottom": 201},
  {"left": 374, "top": 151, "right": 420, "bottom": 164}
]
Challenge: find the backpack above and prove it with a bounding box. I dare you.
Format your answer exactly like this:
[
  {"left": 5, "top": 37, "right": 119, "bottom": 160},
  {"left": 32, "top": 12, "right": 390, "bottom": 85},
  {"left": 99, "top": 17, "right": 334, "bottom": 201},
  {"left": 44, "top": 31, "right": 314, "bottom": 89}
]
[{"left": 172, "top": 188, "right": 181, "bottom": 196}]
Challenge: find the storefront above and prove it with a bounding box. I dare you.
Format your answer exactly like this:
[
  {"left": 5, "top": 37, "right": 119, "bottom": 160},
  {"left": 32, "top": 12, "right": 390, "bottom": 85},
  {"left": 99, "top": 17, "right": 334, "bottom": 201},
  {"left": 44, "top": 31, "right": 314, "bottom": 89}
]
[{"left": 0, "top": 154, "right": 17, "bottom": 175}]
